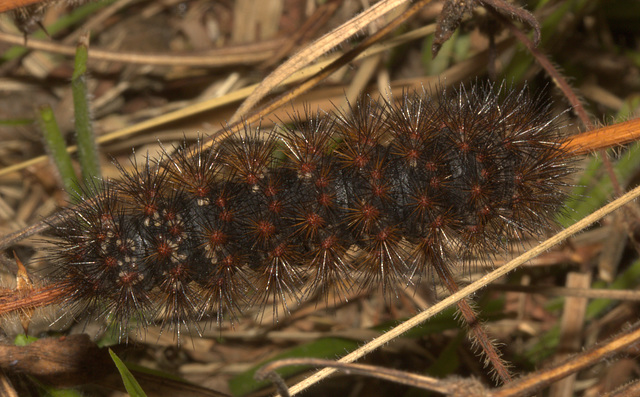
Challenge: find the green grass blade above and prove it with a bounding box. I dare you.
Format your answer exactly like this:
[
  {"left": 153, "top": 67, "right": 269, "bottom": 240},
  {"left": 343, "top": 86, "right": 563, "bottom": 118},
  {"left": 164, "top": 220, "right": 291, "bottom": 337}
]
[
  {"left": 37, "top": 104, "right": 81, "bottom": 200},
  {"left": 108, "top": 349, "right": 148, "bottom": 397},
  {"left": 39, "top": 386, "right": 84, "bottom": 397},
  {"left": 72, "top": 33, "right": 101, "bottom": 185}
]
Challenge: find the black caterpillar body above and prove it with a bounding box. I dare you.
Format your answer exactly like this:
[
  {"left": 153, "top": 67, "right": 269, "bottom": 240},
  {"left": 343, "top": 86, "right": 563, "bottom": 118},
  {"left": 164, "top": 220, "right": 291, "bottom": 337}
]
[{"left": 50, "top": 83, "right": 572, "bottom": 335}]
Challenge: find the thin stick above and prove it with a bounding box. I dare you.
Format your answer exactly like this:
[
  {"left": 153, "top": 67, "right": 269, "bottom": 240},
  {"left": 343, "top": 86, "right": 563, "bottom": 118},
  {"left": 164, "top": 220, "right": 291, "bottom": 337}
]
[
  {"left": 493, "top": 323, "right": 640, "bottom": 397},
  {"left": 0, "top": 284, "right": 67, "bottom": 314},
  {"left": 561, "top": 118, "right": 640, "bottom": 156},
  {"left": 489, "top": 284, "right": 640, "bottom": 300},
  {"left": 255, "top": 358, "right": 453, "bottom": 396},
  {"left": 0, "top": 31, "right": 282, "bottom": 66}
]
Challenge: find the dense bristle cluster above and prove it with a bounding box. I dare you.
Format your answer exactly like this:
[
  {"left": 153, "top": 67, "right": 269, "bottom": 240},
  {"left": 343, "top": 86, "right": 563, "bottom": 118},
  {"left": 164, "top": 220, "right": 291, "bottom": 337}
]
[{"left": 50, "top": 83, "right": 572, "bottom": 337}]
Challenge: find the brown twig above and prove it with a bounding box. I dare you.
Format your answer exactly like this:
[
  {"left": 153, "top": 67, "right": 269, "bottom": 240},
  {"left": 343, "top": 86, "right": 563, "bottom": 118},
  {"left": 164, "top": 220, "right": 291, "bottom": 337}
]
[
  {"left": 0, "top": 283, "right": 67, "bottom": 314},
  {"left": 0, "top": 31, "right": 283, "bottom": 66},
  {"left": 480, "top": 0, "right": 540, "bottom": 46},
  {"left": 0, "top": 0, "right": 47, "bottom": 13},
  {"left": 255, "top": 358, "right": 470, "bottom": 396},
  {"left": 0, "top": 211, "right": 65, "bottom": 252},
  {"left": 255, "top": 321, "right": 640, "bottom": 397},
  {"left": 489, "top": 283, "right": 640, "bottom": 300},
  {"left": 493, "top": 322, "right": 640, "bottom": 397}
]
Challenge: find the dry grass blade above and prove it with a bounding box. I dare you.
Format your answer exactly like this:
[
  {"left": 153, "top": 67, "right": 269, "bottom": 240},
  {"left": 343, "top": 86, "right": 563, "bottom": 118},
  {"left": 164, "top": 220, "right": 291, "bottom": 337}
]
[
  {"left": 489, "top": 284, "right": 640, "bottom": 300},
  {"left": 231, "top": 0, "right": 410, "bottom": 121},
  {"left": 0, "top": 31, "right": 282, "bottom": 66},
  {"left": 548, "top": 272, "right": 590, "bottom": 396},
  {"left": 255, "top": 358, "right": 466, "bottom": 396}
]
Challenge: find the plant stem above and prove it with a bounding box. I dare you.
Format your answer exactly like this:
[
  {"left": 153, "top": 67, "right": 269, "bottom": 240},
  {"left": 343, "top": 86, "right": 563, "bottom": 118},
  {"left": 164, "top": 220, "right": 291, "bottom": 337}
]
[
  {"left": 37, "top": 104, "right": 81, "bottom": 200},
  {"left": 72, "top": 32, "right": 101, "bottom": 186}
]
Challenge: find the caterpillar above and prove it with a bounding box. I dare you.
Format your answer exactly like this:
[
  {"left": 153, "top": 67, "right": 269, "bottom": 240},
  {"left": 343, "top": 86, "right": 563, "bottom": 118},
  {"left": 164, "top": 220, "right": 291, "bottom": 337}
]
[{"left": 44, "top": 82, "right": 572, "bottom": 337}]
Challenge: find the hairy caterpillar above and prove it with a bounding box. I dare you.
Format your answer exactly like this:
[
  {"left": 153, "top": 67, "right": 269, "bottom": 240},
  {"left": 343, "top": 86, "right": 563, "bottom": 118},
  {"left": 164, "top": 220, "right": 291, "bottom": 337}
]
[{"left": 44, "top": 82, "right": 572, "bottom": 338}]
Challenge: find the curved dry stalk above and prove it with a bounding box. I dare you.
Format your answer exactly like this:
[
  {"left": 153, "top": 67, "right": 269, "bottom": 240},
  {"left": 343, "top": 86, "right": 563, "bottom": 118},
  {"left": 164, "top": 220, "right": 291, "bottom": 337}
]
[
  {"left": 231, "top": 0, "right": 411, "bottom": 121},
  {"left": 281, "top": 184, "right": 640, "bottom": 396},
  {"left": 480, "top": 0, "right": 540, "bottom": 45},
  {"left": 255, "top": 358, "right": 485, "bottom": 397},
  {"left": 497, "top": 16, "right": 589, "bottom": 129},
  {"left": 0, "top": 31, "right": 282, "bottom": 66}
]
